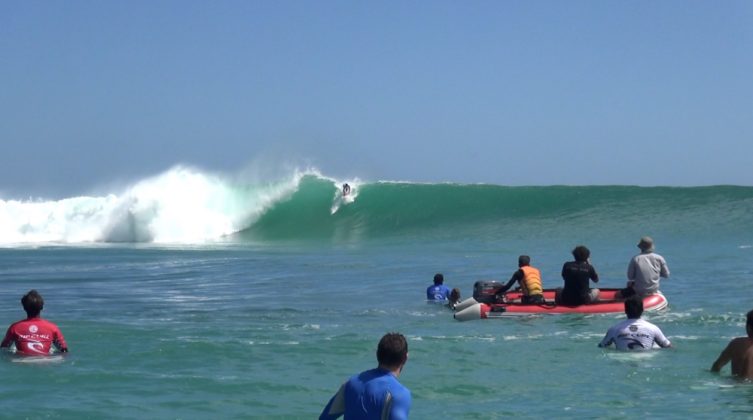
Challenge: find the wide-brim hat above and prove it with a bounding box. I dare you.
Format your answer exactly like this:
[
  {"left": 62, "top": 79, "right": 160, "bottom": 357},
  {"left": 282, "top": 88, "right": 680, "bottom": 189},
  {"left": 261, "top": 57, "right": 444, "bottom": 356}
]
[{"left": 637, "top": 236, "right": 655, "bottom": 252}]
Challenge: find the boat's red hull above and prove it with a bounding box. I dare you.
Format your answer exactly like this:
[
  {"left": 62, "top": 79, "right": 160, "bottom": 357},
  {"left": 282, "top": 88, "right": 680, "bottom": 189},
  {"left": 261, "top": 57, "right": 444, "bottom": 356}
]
[{"left": 454, "top": 288, "right": 668, "bottom": 320}]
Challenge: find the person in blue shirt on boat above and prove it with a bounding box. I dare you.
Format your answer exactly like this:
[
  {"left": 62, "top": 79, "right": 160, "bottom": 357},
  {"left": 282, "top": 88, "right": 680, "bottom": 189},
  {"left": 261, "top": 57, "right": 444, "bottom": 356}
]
[
  {"left": 320, "top": 332, "right": 411, "bottom": 420},
  {"left": 598, "top": 295, "right": 671, "bottom": 350},
  {"left": 494, "top": 255, "right": 545, "bottom": 304},
  {"left": 426, "top": 273, "right": 452, "bottom": 302},
  {"left": 555, "top": 245, "right": 600, "bottom": 306},
  {"left": 615, "top": 236, "right": 670, "bottom": 299}
]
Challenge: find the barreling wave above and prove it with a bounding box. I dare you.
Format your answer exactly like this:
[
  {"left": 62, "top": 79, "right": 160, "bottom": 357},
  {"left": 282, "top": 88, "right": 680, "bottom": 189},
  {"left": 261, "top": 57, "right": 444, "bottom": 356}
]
[
  {"left": 0, "top": 165, "right": 307, "bottom": 244},
  {"left": 2, "top": 166, "right": 753, "bottom": 245},
  {"left": 243, "top": 180, "right": 753, "bottom": 242}
]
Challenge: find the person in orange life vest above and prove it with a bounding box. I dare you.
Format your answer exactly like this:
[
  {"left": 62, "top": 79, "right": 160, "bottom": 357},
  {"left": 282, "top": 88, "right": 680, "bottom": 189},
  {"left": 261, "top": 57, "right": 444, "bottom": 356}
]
[
  {"left": 1, "top": 290, "right": 68, "bottom": 356},
  {"left": 494, "top": 255, "right": 544, "bottom": 304}
]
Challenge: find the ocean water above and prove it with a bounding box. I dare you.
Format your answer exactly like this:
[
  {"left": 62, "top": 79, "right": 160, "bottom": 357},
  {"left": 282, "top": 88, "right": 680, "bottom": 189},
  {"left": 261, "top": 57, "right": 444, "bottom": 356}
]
[{"left": 2, "top": 169, "right": 753, "bottom": 419}]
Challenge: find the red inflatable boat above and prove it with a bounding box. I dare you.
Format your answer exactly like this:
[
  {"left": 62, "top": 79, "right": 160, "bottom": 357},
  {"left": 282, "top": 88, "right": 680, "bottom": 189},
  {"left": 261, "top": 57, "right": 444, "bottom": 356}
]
[{"left": 453, "top": 285, "right": 668, "bottom": 321}]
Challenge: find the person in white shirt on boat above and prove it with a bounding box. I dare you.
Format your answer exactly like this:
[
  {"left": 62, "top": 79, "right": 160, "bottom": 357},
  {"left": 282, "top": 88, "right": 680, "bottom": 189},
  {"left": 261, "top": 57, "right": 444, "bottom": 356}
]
[
  {"left": 615, "top": 236, "right": 670, "bottom": 299},
  {"left": 598, "top": 295, "right": 671, "bottom": 350}
]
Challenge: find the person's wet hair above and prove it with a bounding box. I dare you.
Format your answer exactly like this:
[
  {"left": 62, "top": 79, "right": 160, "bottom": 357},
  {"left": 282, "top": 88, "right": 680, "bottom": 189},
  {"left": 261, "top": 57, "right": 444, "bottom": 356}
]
[
  {"left": 449, "top": 288, "right": 461, "bottom": 304},
  {"left": 433, "top": 273, "right": 444, "bottom": 285},
  {"left": 377, "top": 332, "right": 408, "bottom": 367},
  {"left": 21, "top": 290, "right": 44, "bottom": 318},
  {"left": 572, "top": 246, "right": 590, "bottom": 262},
  {"left": 747, "top": 309, "right": 753, "bottom": 330},
  {"left": 518, "top": 255, "right": 530, "bottom": 266},
  {"left": 624, "top": 295, "right": 644, "bottom": 319}
]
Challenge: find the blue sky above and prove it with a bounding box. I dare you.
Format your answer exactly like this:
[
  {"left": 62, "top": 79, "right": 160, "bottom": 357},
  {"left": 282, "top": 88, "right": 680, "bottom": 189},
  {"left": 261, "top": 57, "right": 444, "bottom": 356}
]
[{"left": 2, "top": 1, "right": 752, "bottom": 197}]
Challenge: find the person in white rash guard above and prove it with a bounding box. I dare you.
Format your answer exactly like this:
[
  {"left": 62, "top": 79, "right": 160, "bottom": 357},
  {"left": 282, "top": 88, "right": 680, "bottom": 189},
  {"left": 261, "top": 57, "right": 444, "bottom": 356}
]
[{"left": 599, "top": 295, "right": 671, "bottom": 351}]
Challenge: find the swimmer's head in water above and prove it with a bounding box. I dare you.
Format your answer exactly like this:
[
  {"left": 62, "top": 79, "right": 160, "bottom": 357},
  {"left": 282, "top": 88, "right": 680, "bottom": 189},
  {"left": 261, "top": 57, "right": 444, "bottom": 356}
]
[{"left": 21, "top": 290, "right": 44, "bottom": 318}]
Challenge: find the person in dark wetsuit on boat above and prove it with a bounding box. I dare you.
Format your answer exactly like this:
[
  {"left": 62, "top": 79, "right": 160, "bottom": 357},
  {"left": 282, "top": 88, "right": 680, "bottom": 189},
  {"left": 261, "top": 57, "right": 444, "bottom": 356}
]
[
  {"left": 494, "top": 255, "right": 544, "bottom": 304},
  {"left": 555, "top": 245, "right": 599, "bottom": 306}
]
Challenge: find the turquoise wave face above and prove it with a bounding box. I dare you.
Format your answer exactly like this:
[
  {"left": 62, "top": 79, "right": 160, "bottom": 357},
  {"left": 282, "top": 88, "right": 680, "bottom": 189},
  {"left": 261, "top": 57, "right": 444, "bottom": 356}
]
[{"left": 239, "top": 176, "right": 753, "bottom": 243}]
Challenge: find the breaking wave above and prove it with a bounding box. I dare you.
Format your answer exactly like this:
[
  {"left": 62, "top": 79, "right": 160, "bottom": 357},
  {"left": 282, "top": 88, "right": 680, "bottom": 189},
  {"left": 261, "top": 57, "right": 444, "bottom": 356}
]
[{"left": 2, "top": 166, "right": 753, "bottom": 245}]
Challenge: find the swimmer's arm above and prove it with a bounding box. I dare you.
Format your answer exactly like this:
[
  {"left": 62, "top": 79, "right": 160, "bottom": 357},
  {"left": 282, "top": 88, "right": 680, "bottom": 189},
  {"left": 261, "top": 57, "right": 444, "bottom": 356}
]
[
  {"left": 597, "top": 336, "right": 612, "bottom": 348},
  {"left": 657, "top": 341, "right": 672, "bottom": 349},
  {"left": 655, "top": 330, "right": 671, "bottom": 348},
  {"left": 319, "top": 384, "right": 346, "bottom": 420},
  {"left": 388, "top": 389, "right": 412, "bottom": 420},
  {"left": 598, "top": 328, "right": 614, "bottom": 348},
  {"left": 54, "top": 327, "right": 69, "bottom": 353},
  {"left": 0, "top": 328, "right": 13, "bottom": 348},
  {"left": 711, "top": 342, "right": 733, "bottom": 373}
]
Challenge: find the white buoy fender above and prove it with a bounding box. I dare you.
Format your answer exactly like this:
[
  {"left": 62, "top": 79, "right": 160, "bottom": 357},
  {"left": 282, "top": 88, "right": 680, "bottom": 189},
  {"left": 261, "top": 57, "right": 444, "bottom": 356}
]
[
  {"left": 453, "top": 297, "right": 479, "bottom": 312},
  {"left": 454, "top": 303, "right": 482, "bottom": 321}
]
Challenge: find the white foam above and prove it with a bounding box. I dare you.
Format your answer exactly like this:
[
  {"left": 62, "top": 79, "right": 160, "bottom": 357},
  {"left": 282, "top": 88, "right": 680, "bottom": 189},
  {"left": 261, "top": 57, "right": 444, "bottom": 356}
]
[
  {"left": 603, "top": 350, "right": 662, "bottom": 361},
  {"left": 0, "top": 165, "right": 311, "bottom": 244}
]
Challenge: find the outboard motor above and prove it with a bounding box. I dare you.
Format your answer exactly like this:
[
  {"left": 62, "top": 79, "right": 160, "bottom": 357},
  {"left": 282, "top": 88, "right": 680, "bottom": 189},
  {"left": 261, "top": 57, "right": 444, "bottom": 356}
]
[{"left": 473, "top": 280, "right": 503, "bottom": 304}]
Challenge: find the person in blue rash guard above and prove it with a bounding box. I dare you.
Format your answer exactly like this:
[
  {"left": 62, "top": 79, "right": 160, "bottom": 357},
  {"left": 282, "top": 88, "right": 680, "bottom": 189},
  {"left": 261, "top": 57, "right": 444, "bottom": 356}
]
[
  {"left": 320, "top": 332, "right": 411, "bottom": 420},
  {"left": 426, "top": 273, "right": 451, "bottom": 301}
]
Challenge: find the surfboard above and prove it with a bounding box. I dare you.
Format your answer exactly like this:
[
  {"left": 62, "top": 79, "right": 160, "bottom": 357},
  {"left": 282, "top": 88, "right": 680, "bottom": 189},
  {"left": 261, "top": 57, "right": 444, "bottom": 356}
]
[
  {"left": 9, "top": 354, "right": 65, "bottom": 364},
  {"left": 331, "top": 186, "right": 357, "bottom": 214}
]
